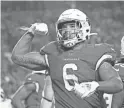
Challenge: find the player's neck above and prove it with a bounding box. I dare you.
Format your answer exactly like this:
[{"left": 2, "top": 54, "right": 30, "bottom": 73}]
[{"left": 60, "top": 40, "right": 91, "bottom": 52}]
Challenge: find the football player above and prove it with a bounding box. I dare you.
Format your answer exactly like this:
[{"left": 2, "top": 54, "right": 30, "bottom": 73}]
[
  {"left": 11, "top": 9, "right": 123, "bottom": 108},
  {"left": 11, "top": 70, "right": 54, "bottom": 108},
  {"left": 111, "top": 36, "right": 124, "bottom": 108}
]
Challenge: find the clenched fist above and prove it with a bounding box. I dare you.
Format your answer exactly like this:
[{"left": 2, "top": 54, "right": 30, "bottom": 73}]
[
  {"left": 20, "top": 23, "right": 48, "bottom": 36},
  {"left": 31, "top": 23, "right": 48, "bottom": 35}
]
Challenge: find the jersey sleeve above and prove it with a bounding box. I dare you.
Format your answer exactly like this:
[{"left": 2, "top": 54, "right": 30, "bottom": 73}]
[{"left": 95, "top": 44, "right": 117, "bottom": 70}]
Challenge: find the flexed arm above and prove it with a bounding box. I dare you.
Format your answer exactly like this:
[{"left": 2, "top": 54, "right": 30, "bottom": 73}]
[{"left": 11, "top": 23, "right": 48, "bottom": 71}]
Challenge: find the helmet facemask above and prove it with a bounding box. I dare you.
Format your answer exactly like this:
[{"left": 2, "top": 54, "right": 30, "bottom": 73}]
[{"left": 56, "top": 19, "right": 91, "bottom": 48}]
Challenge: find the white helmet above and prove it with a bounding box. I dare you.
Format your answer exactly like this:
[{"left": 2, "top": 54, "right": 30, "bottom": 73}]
[{"left": 56, "top": 9, "right": 92, "bottom": 48}]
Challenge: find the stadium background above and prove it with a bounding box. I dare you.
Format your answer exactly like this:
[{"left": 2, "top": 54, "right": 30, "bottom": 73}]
[{"left": 1, "top": 1, "right": 124, "bottom": 100}]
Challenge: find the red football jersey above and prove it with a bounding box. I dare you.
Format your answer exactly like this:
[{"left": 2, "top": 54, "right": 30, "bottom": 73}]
[
  {"left": 114, "top": 63, "right": 124, "bottom": 81},
  {"left": 24, "top": 73, "right": 45, "bottom": 108},
  {"left": 41, "top": 42, "right": 116, "bottom": 108}
]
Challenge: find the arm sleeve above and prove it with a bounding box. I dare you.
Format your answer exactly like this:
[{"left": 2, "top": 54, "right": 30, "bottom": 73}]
[{"left": 96, "top": 45, "right": 116, "bottom": 71}]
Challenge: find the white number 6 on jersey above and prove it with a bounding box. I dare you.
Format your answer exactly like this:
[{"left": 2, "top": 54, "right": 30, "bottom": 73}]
[{"left": 63, "top": 63, "right": 78, "bottom": 91}]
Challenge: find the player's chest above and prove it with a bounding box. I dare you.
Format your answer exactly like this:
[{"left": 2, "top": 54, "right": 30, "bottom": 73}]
[{"left": 47, "top": 51, "right": 96, "bottom": 81}]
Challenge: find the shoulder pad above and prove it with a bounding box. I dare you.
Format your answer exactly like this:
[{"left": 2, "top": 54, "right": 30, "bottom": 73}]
[
  {"left": 98, "top": 43, "right": 115, "bottom": 51},
  {"left": 95, "top": 43, "right": 116, "bottom": 70},
  {"left": 40, "top": 41, "right": 58, "bottom": 55},
  {"left": 98, "top": 43, "right": 116, "bottom": 55}
]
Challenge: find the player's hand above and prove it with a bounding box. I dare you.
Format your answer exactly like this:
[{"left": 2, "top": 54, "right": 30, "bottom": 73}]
[
  {"left": 73, "top": 82, "right": 86, "bottom": 98},
  {"left": 20, "top": 23, "right": 48, "bottom": 35},
  {"left": 30, "top": 23, "right": 48, "bottom": 35},
  {"left": 79, "top": 81, "right": 99, "bottom": 98}
]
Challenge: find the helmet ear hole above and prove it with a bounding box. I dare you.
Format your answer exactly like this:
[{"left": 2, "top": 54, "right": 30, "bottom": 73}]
[{"left": 86, "top": 29, "right": 89, "bottom": 32}]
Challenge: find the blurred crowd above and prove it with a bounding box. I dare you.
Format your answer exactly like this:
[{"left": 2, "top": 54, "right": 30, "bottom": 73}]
[{"left": 1, "top": 1, "right": 124, "bottom": 99}]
